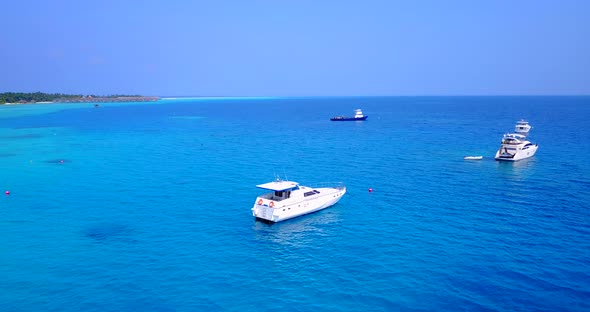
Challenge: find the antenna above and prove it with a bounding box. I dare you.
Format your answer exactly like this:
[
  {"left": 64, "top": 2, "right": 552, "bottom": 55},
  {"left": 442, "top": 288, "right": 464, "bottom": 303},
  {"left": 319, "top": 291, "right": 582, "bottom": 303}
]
[{"left": 283, "top": 169, "right": 289, "bottom": 182}]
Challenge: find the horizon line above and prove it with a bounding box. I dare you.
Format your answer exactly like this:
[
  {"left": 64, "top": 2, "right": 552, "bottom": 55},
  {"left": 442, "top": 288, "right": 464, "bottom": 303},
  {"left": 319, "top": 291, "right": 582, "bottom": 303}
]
[
  {"left": 159, "top": 94, "right": 590, "bottom": 99},
  {"left": 3, "top": 91, "right": 590, "bottom": 98}
]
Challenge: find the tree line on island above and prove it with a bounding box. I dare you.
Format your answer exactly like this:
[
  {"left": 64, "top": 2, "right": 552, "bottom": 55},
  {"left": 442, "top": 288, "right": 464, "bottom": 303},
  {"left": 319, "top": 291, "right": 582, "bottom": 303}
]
[{"left": 0, "top": 92, "right": 158, "bottom": 104}]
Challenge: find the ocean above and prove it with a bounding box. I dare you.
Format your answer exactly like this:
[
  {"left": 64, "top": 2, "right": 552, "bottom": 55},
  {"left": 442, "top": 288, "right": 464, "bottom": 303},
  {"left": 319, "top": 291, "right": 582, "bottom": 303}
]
[{"left": 0, "top": 96, "right": 589, "bottom": 311}]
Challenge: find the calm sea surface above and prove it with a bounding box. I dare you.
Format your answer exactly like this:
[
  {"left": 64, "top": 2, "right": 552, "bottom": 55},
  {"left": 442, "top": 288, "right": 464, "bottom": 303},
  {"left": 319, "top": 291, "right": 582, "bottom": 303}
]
[{"left": 1, "top": 96, "right": 589, "bottom": 311}]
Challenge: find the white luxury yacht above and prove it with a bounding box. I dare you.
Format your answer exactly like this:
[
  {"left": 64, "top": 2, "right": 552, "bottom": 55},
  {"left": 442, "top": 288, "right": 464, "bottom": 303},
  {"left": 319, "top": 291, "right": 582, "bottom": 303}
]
[
  {"left": 252, "top": 180, "right": 346, "bottom": 222},
  {"left": 495, "top": 133, "right": 538, "bottom": 161},
  {"left": 515, "top": 120, "right": 532, "bottom": 134}
]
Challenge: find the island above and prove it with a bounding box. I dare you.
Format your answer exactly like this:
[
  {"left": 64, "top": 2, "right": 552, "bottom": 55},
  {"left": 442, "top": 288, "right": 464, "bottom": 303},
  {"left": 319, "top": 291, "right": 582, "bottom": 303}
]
[{"left": 0, "top": 92, "right": 159, "bottom": 104}]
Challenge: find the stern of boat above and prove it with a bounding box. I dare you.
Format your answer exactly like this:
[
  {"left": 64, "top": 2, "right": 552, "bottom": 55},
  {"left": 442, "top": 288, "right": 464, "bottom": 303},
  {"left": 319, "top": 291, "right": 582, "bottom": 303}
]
[
  {"left": 252, "top": 205, "right": 279, "bottom": 222},
  {"left": 252, "top": 197, "right": 280, "bottom": 222}
]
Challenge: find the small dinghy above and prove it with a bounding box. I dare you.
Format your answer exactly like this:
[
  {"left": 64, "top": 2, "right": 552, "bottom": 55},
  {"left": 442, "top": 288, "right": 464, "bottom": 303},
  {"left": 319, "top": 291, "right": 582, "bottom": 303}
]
[{"left": 464, "top": 156, "right": 483, "bottom": 160}]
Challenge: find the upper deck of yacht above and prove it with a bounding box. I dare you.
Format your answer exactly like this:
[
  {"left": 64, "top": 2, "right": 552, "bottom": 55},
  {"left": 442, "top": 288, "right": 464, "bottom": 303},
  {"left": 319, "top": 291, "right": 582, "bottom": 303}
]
[
  {"left": 501, "top": 133, "right": 528, "bottom": 144},
  {"left": 256, "top": 181, "right": 299, "bottom": 191}
]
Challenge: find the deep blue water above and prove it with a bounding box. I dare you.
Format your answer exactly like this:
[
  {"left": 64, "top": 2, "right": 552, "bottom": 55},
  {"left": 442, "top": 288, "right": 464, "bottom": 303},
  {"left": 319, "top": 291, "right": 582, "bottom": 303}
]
[{"left": 1, "top": 96, "right": 589, "bottom": 311}]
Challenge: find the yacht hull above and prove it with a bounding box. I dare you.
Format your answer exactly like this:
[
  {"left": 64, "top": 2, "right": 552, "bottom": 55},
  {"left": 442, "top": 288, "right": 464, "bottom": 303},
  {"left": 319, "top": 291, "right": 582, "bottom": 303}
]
[
  {"left": 495, "top": 145, "right": 538, "bottom": 161},
  {"left": 252, "top": 187, "right": 346, "bottom": 222},
  {"left": 330, "top": 116, "right": 368, "bottom": 121}
]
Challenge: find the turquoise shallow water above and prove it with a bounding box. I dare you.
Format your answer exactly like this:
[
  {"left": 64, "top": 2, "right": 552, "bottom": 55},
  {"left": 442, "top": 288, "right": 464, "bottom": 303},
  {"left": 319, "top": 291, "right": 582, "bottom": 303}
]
[{"left": 0, "top": 96, "right": 589, "bottom": 311}]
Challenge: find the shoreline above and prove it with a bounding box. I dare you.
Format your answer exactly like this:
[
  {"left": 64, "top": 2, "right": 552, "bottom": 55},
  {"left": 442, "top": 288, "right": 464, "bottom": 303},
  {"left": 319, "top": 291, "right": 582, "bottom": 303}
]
[{"left": 2, "top": 96, "right": 160, "bottom": 105}]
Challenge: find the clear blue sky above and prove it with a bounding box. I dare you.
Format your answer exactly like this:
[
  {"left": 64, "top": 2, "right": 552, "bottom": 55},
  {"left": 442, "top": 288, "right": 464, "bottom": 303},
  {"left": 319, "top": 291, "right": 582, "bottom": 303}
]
[{"left": 1, "top": 0, "right": 588, "bottom": 96}]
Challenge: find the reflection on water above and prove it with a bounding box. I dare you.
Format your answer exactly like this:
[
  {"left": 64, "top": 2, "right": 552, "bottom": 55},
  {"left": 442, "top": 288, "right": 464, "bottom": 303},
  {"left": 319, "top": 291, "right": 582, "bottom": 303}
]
[
  {"left": 495, "top": 157, "right": 538, "bottom": 180},
  {"left": 252, "top": 209, "right": 341, "bottom": 248}
]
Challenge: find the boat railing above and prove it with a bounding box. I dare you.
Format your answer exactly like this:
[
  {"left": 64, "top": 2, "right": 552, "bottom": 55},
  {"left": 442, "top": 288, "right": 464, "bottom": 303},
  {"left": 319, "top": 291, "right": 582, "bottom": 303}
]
[
  {"left": 502, "top": 140, "right": 522, "bottom": 145},
  {"left": 308, "top": 182, "right": 346, "bottom": 190},
  {"left": 259, "top": 193, "right": 292, "bottom": 201},
  {"left": 258, "top": 193, "right": 275, "bottom": 200}
]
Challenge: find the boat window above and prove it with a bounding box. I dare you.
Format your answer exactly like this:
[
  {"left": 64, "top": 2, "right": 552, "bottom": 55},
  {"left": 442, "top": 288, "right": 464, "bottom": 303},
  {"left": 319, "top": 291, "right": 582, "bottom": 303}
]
[
  {"left": 304, "top": 191, "right": 316, "bottom": 197},
  {"left": 313, "top": 190, "right": 320, "bottom": 194},
  {"left": 274, "top": 191, "right": 283, "bottom": 197}
]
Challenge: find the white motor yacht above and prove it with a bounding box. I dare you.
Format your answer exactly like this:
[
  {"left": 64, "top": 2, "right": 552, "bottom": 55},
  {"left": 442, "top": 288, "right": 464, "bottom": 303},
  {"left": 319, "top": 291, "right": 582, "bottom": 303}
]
[
  {"left": 252, "top": 180, "right": 346, "bottom": 222},
  {"left": 495, "top": 133, "right": 538, "bottom": 161},
  {"left": 515, "top": 120, "right": 532, "bottom": 134}
]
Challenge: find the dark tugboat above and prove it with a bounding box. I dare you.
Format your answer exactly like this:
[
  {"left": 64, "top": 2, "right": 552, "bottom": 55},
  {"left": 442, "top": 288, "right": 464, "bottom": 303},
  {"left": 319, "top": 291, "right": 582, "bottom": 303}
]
[{"left": 330, "top": 109, "right": 368, "bottom": 121}]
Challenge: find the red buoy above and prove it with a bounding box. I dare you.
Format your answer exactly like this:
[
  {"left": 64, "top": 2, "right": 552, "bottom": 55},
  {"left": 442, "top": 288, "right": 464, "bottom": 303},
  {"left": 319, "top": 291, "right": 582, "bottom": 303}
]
[
  {"left": 368, "top": 188, "right": 373, "bottom": 193},
  {"left": 5, "top": 190, "right": 10, "bottom": 195}
]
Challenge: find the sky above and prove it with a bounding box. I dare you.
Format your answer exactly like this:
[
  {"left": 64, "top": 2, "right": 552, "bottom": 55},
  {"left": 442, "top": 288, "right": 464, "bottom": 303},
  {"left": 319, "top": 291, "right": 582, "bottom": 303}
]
[{"left": 0, "top": 0, "right": 588, "bottom": 96}]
